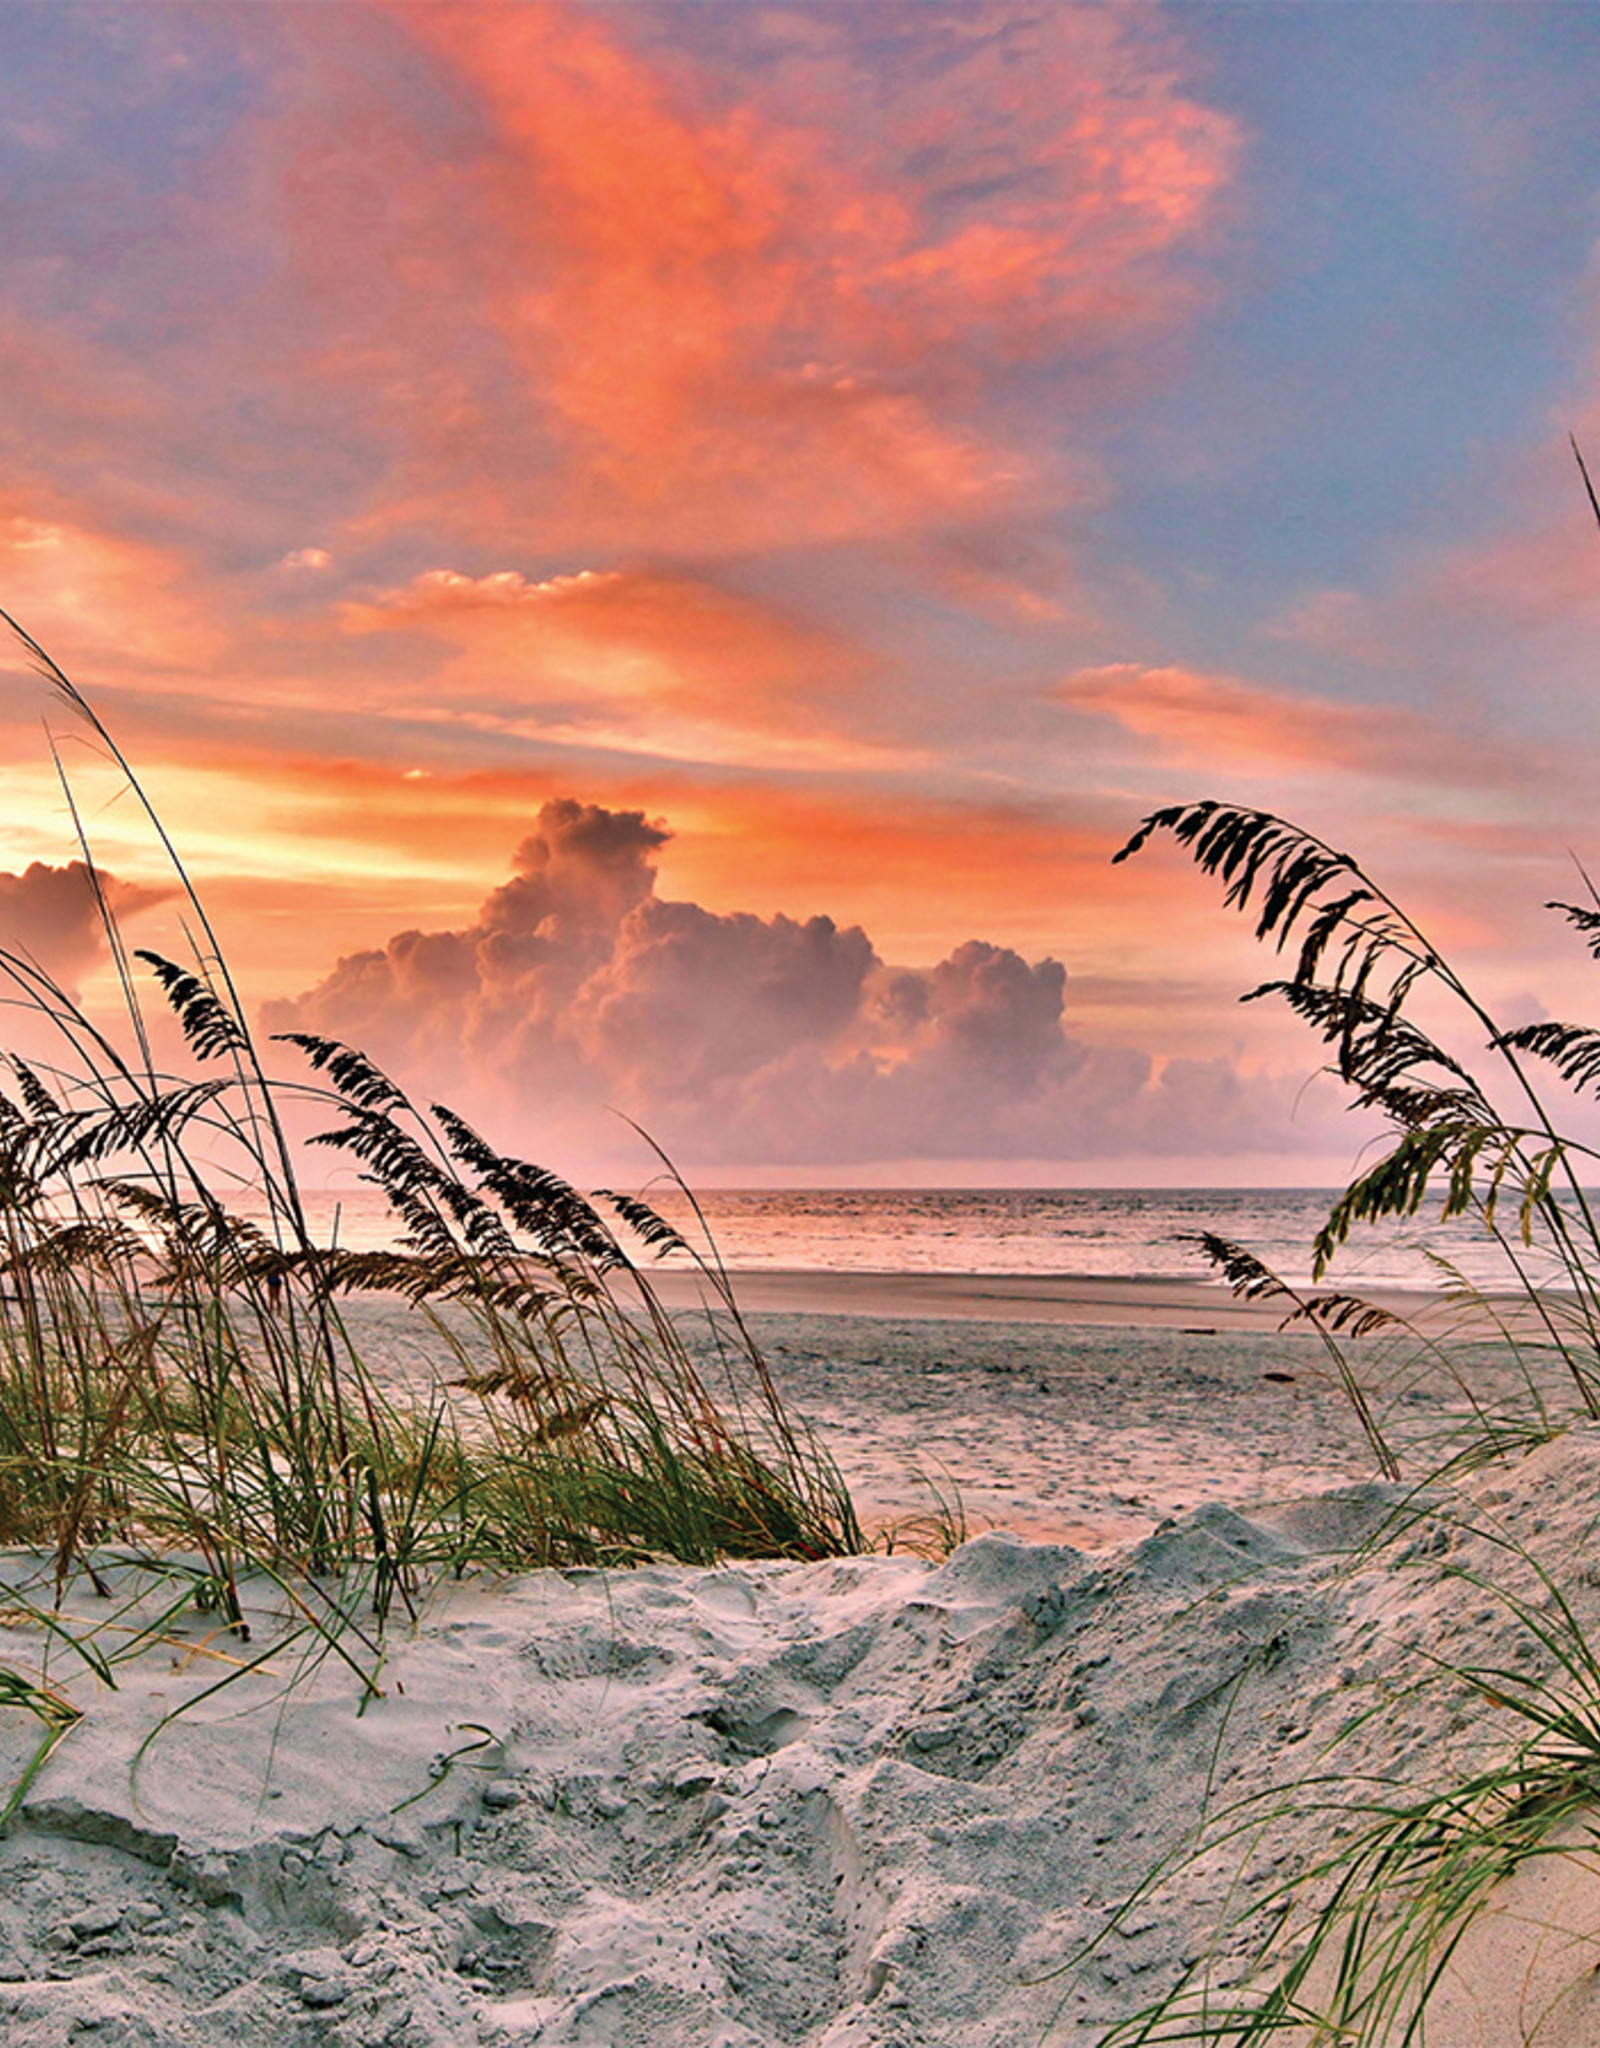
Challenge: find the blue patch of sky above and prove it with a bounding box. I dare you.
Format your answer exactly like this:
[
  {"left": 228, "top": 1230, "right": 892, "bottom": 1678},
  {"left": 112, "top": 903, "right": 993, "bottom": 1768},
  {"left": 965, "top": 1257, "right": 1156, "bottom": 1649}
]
[
  {"left": 0, "top": 10, "right": 257, "bottom": 204},
  {"left": 1091, "top": 3, "right": 1600, "bottom": 664},
  {"left": 0, "top": 11, "right": 270, "bottom": 360}
]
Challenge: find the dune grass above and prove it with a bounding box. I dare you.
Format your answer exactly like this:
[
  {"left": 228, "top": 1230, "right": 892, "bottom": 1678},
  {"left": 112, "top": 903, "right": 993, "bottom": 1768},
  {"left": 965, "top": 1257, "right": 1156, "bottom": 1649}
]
[
  {"left": 1083, "top": 667, "right": 1600, "bottom": 2037},
  {"left": 1116, "top": 789, "right": 1600, "bottom": 1466},
  {"left": 0, "top": 614, "right": 861, "bottom": 1677},
  {"left": 1066, "top": 1487, "right": 1600, "bottom": 2046}
]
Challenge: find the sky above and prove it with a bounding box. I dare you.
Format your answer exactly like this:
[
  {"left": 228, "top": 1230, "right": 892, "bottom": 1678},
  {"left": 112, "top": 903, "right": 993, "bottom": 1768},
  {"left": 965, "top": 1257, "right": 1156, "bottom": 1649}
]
[{"left": 6, "top": 1, "right": 1600, "bottom": 1186}]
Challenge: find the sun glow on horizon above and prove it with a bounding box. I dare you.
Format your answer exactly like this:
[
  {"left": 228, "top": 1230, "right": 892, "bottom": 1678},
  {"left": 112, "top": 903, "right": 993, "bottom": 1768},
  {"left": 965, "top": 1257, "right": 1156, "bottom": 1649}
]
[{"left": 3, "top": 3, "right": 1600, "bottom": 1178}]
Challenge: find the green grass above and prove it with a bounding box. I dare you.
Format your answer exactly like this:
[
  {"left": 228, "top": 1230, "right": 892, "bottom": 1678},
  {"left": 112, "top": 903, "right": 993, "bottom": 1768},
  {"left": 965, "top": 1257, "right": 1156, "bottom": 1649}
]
[
  {"left": 1081, "top": 469, "right": 1600, "bottom": 2042},
  {"left": 0, "top": 609, "right": 862, "bottom": 1658},
  {"left": 1064, "top": 1493, "right": 1600, "bottom": 2046}
]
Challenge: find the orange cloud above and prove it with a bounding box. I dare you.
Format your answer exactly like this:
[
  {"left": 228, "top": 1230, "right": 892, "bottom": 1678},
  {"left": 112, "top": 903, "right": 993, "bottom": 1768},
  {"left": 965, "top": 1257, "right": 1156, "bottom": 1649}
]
[
  {"left": 234, "top": 759, "right": 1136, "bottom": 968},
  {"left": 340, "top": 563, "right": 887, "bottom": 754},
  {"left": 270, "top": 1, "right": 1239, "bottom": 557},
  {"left": 0, "top": 698, "right": 1142, "bottom": 1002},
  {"left": 654, "top": 782, "right": 1126, "bottom": 959},
  {"left": 1057, "top": 661, "right": 1517, "bottom": 787},
  {"left": 0, "top": 506, "right": 221, "bottom": 682}
]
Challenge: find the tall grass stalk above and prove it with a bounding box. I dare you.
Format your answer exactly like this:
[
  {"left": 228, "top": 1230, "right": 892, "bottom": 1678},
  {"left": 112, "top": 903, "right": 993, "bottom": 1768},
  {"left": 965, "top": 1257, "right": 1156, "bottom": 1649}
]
[
  {"left": 1116, "top": 797, "right": 1600, "bottom": 1458},
  {"left": 1093, "top": 815, "right": 1600, "bottom": 2037},
  {"left": 1087, "top": 453, "right": 1600, "bottom": 2041},
  {"left": 0, "top": 620, "right": 860, "bottom": 1672}
]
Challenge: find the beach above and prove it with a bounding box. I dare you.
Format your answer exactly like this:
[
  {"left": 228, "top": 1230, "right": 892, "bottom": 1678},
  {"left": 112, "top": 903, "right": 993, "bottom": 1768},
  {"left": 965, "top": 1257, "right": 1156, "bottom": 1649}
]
[
  {"left": 9, "top": 4, "right": 1598, "bottom": 2042},
  {"left": 663, "top": 1271, "right": 1544, "bottom": 1550},
  {"left": 684, "top": 1281, "right": 1382, "bottom": 1553},
  {"left": 1, "top": 1275, "right": 1595, "bottom": 2047}
]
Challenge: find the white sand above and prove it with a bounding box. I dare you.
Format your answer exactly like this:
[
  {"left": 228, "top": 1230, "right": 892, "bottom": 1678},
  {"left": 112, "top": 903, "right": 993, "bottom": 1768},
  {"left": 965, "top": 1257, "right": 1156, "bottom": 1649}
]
[{"left": 2, "top": 1295, "right": 1599, "bottom": 2046}]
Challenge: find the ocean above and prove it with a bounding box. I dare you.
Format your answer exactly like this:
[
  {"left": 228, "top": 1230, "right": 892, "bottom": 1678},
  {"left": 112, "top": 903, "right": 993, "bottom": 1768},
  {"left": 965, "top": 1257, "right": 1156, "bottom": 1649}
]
[{"left": 284, "top": 1183, "right": 1545, "bottom": 1295}]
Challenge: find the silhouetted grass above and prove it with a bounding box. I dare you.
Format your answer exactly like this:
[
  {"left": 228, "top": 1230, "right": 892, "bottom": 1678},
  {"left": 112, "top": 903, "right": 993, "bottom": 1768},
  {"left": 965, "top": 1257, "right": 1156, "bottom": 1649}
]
[
  {"left": 1077, "top": 450, "right": 1600, "bottom": 2043},
  {"left": 1117, "top": 794, "right": 1600, "bottom": 1468}
]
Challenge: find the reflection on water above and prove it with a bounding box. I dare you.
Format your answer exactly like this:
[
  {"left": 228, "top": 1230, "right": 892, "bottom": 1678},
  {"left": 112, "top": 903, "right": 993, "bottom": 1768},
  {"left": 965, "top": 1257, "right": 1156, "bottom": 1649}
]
[{"left": 228, "top": 1183, "right": 1568, "bottom": 1294}]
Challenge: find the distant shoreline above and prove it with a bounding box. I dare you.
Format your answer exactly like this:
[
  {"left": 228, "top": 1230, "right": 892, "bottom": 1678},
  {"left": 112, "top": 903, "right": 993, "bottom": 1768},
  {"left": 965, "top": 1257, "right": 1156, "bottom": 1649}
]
[{"left": 643, "top": 1264, "right": 1444, "bottom": 1327}]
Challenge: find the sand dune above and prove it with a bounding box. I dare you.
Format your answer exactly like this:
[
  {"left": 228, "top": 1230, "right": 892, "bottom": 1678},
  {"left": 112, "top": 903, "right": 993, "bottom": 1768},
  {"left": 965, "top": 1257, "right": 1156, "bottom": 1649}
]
[{"left": 1, "top": 1310, "right": 1598, "bottom": 2046}]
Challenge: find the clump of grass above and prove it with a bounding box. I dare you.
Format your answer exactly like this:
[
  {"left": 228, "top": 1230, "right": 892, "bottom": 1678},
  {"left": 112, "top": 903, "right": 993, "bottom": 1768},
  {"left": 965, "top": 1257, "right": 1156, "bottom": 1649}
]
[
  {"left": 1092, "top": 810, "right": 1600, "bottom": 2039},
  {"left": 1070, "top": 1501, "right": 1600, "bottom": 2046},
  {"left": 1081, "top": 453, "right": 1600, "bottom": 2043},
  {"left": 0, "top": 612, "right": 860, "bottom": 1654},
  {"left": 0, "top": 1661, "right": 81, "bottom": 1824},
  {"left": 1116, "top": 795, "right": 1600, "bottom": 1464},
  {"left": 875, "top": 1463, "right": 969, "bottom": 1558}
]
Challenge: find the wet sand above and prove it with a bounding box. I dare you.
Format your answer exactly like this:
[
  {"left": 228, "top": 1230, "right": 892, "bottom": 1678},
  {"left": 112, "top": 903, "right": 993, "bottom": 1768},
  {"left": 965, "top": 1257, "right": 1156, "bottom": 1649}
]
[{"left": 649, "top": 1265, "right": 1336, "bottom": 1327}]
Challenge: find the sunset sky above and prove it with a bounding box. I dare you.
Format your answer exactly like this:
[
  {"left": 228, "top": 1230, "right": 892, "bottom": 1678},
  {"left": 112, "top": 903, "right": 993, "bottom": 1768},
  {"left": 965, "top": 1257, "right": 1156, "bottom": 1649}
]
[{"left": 6, "top": 2, "right": 1600, "bottom": 1184}]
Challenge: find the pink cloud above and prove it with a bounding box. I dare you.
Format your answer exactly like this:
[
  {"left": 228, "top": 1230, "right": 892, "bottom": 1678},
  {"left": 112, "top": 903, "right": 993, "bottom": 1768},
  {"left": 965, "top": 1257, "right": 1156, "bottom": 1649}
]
[
  {"left": 0, "top": 5, "right": 1242, "bottom": 814},
  {"left": 1266, "top": 415, "right": 1600, "bottom": 680},
  {"left": 1057, "top": 661, "right": 1521, "bottom": 787},
  {"left": 0, "top": 860, "right": 169, "bottom": 997},
  {"left": 265, "top": 792, "right": 1368, "bottom": 1169},
  {"left": 261, "top": 1, "right": 1239, "bottom": 558},
  {"left": 341, "top": 563, "right": 881, "bottom": 745}
]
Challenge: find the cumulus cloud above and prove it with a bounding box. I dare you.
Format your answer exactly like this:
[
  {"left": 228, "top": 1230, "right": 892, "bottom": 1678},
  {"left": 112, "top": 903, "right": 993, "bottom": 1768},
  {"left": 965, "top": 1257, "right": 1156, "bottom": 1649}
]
[
  {"left": 266, "top": 795, "right": 1362, "bottom": 1169},
  {"left": 0, "top": 860, "right": 168, "bottom": 996}
]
